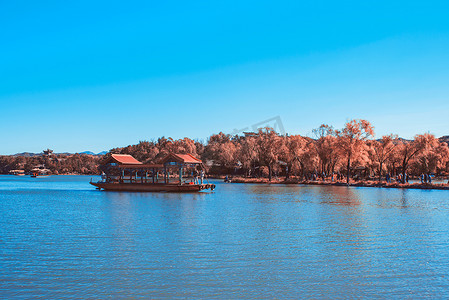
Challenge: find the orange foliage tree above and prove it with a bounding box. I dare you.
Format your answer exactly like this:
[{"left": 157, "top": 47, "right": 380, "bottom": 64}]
[
  {"left": 254, "top": 127, "right": 284, "bottom": 181},
  {"left": 280, "top": 134, "right": 309, "bottom": 179},
  {"left": 335, "top": 119, "right": 374, "bottom": 184},
  {"left": 411, "top": 135, "right": 449, "bottom": 175},
  {"left": 312, "top": 124, "right": 340, "bottom": 176},
  {"left": 368, "top": 134, "right": 397, "bottom": 182},
  {"left": 396, "top": 133, "right": 434, "bottom": 181},
  {"left": 204, "top": 132, "right": 238, "bottom": 170}
]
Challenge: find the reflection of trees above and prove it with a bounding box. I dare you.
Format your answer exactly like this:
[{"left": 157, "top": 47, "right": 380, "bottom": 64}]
[{"left": 317, "top": 185, "right": 362, "bottom": 206}]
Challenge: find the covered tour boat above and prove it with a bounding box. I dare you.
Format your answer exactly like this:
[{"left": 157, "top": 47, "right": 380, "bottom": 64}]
[
  {"left": 90, "top": 153, "right": 215, "bottom": 192},
  {"left": 30, "top": 165, "right": 51, "bottom": 177}
]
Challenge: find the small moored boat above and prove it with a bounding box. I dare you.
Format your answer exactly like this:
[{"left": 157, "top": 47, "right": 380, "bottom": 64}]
[
  {"left": 9, "top": 169, "right": 26, "bottom": 176},
  {"left": 30, "top": 165, "right": 51, "bottom": 177}
]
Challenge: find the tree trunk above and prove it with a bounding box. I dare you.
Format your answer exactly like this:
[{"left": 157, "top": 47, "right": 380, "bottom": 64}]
[
  {"left": 402, "top": 167, "right": 407, "bottom": 185},
  {"left": 402, "top": 157, "right": 407, "bottom": 184},
  {"left": 346, "top": 156, "right": 351, "bottom": 185},
  {"left": 379, "top": 162, "right": 383, "bottom": 183},
  {"left": 268, "top": 165, "right": 272, "bottom": 182}
]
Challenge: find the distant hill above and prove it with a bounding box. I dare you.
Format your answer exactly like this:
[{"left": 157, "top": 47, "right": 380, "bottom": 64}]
[
  {"left": 440, "top": 136, "right": 449, "bottom": 143},
  {"left": 13, "top": 152, "right": 39, "bottom": 157},
  {"left": 78, "top": 151, "right": 108, "bottom": 156},
  {"left": 11, "top": 151, "right": 108, "bottom": 156},
  {"left": 393, "top": 136, "right": 449, "bottom": 143},
  {"left": 79, "top": 151, "right": 96, "bottom": 155},
  {"left": 376, "top": 136, "right": 448, "bottom": 143}
]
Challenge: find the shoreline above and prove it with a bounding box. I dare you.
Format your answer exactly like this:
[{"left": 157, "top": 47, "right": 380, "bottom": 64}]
[
  {"left": 3, "top": 174, "right": 449, "bottom": 190},
  {"left": 225, "top": 177, "right": 449, "bottom": 190}
]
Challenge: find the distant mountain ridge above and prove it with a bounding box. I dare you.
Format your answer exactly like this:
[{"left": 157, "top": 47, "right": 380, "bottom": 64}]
[
  {"left": 440, "top": 136, "right": 449, "bottom": 143},
  {"left": 79, "top": 151, "right": 108, "bottom": 155},
  {"left": 12, "top": 151, "right": 108, "bottom": 157}
]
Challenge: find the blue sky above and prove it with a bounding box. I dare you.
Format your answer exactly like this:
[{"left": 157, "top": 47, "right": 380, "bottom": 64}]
[{"left": 1, "top": 0, "right": 449, "bottom": 154}]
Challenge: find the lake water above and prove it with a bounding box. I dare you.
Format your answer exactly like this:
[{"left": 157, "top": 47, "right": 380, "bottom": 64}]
[{"left": 1, "top": 175, "right": 449, "bottom": 298}]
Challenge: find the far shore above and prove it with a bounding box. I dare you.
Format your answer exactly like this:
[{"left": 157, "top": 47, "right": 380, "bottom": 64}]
[
  {"left": 4, "top": 174, "right": 449, "bottom": 190},
  {"left": 214, "top": 176, "right": 449, "bottom": 190},
  {"left": 2, "top": 173, "right": 98, "bottom": 176}
]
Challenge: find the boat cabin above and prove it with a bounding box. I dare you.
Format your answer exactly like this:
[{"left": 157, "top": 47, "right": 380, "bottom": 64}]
[{"left": 100, "top": 153, "right": 205, "bottom": 185}]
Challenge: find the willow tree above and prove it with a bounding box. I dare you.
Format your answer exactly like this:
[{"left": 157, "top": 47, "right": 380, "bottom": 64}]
[
  {"left": 336, "top": 119, "right": 374, "bottom": 184},
  {"left": 281, "top": 134, "right": 308, "bottom": 179},
  {"left": 397, "top": 133, "right": 435, "bottom": 181},
  {"left": 204, "top": 132, "right": 238, "bottom": 170},
  {"left": 238, "top": 133, "right": 258, "bottom": 177},
  {"left": 255, "top": 127, "right": 283, "bottom": 181},
  {"left": 369, "top": 134, "right": 397, "bottom": 182},
  {"left": 413, "top": 139, "right": 449, "bottom": 175},
  {"left": 312, "top": 124, "right": 339, "bottom": 176}
]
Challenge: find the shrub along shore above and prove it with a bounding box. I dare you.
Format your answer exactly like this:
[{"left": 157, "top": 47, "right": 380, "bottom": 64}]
[{"left": 225, "top": 176, "right": 449, "bottom": 190}]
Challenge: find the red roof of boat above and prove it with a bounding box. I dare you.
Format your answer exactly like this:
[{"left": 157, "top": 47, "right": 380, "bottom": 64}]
[
  {"left": 160, "top": 153, "right": 202, "bottom": 164},
  {"left": 109, "top": 154, "right": 143, "bottom": 165}
]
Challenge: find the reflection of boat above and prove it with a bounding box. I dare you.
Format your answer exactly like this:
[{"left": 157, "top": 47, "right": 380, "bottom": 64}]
[
  {"left": 31, "top": 174, "right": 50, "bottom": 178},
  {"left": 30, "top": 165, "right": 51, "bottom": 177},
  {"left": 90, "top": 153, "right": 215, "bottom": 192}
]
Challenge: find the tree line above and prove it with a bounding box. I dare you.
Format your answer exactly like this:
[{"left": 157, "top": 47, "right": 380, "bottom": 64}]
[
  {"left": 1, "top": 119, "right": 448, "bottom": 182},
  {"left": 0, "top": 153, "right": 100, "bottom": 175},
  {"left": 108, "top": 119, "right": 449, "bottom": 183}
]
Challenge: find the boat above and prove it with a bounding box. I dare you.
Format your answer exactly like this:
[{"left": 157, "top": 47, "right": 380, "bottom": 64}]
[
  {"left": 9, "top": 169, "right": 26, "bottom": 176},
  {"left": 30, "top": 165, "right": 51, "bottom": 177},
  {"left": 90, "top": 153, "right": 216, "bottom": 192}
]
